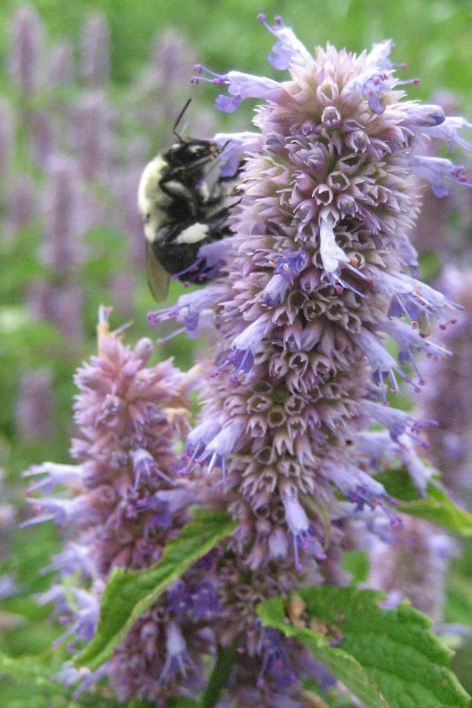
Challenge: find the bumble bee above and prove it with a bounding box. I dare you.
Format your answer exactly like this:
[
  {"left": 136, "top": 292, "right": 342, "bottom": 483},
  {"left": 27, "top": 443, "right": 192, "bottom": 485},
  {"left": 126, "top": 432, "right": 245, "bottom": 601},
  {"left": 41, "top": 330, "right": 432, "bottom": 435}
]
[{"left": 138, "top": 100, "right": 233, "bottom": 301}]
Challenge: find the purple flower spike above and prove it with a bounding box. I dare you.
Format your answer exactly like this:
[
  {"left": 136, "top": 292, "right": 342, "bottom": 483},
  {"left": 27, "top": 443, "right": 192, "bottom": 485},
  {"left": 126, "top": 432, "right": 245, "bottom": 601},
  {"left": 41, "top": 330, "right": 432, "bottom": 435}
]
[
  {"left": 183, "top": 15, "right": 472, "bottom": 588},
  {"left": 21, "top": 15, "right": 472, "bottom": 705},
  {"left": 16, "top": 369, "right": 54, "bottom": 441},
  {"left": 9, "top": 6, "right": 44, "bottom": 94},
  {"left": 368, "top": 516, "right": 455, "bottom": 628},
  {"left": 80, "top": 12, "right": 110, "bottom": 87},
  {"left": 23, "top": 313, "right": 210, "bottom": 702}
]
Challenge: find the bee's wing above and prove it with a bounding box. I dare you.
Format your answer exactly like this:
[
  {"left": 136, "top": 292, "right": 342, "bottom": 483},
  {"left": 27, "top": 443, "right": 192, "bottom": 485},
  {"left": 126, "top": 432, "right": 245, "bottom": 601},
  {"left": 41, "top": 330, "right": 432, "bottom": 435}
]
[{"left": 146, "top": 240, "right": 171, "bottom": 302}]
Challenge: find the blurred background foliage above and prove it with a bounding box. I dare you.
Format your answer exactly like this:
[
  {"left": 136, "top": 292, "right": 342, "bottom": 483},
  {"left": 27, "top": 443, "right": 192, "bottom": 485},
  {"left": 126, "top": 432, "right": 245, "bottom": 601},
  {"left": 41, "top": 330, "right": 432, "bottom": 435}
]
[
  {"left": 0, "top": 0, "right": 472, "bottom": 705},
  {"left": 0, "top": 0, "right": 471, "bottom": 92}
]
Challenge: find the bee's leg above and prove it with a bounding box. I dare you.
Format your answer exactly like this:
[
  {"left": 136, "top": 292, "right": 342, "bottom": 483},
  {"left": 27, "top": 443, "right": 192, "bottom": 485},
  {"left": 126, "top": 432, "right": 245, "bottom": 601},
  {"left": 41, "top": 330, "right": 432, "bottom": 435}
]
[
  {"left": 154, "top": 223, "right": 173, "bottom": 244},
  {"left": 208, "top": 160, "right": 246, "bottom": 203},
  {"left": 187, "top": 155, "right": 216, "bottom": 172},
  {"left": 204, "top": 160, "right": 246, "bottom": 204},
  {"left": 170, "top": 154, "right": 216, "bottom": 177},
  {"left": 205, "top": 206, "right": 231, "bottom": 231},
  {"left": 158, "top": 179, "right": 192, "bottom": 201},
  {"left": 204, "top": 181, "right": 224, "bottom": 206},
  {"left": 158, "top": 181, "right": 198, "bottom": 219},
  {"left": 217, "top": 158, "right": 247, "bottom": 183}
]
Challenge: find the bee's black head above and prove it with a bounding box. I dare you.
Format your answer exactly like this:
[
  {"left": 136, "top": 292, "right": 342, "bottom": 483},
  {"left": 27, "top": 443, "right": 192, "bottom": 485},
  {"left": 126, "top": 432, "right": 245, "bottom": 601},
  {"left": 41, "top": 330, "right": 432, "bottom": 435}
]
[
  {"left": 167, "top": 100, "right": 221, "bottom": 174},
  {"left": 166, "top": 139, "right": 219, "bottom": 169}
]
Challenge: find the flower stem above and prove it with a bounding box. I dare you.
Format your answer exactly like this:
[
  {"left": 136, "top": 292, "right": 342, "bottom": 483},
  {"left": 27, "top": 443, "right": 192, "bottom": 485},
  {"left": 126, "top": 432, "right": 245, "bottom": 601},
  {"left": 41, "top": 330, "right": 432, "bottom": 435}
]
[{"left": 201, "top": 640, "right": 239, "bottom": 708}]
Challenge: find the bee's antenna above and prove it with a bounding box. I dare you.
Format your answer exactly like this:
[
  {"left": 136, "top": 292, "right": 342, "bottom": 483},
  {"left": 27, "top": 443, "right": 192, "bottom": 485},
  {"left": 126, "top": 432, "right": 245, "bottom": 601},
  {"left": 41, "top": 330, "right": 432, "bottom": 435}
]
[
  {"left": 217, "top": 139, "right": 231, "bottom": 155},
  {"left": 173, "top": 98, "right": 192, "bottom": 143}
]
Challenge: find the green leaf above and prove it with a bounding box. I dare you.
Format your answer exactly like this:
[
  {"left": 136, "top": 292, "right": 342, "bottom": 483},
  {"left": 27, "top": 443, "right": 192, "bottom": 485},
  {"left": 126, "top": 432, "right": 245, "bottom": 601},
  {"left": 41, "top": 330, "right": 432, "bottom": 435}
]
[
  {"left": 170, "top": 699, "right": 201, "bottom": 708},
  {"left": 399, "top": 483, "right": 472, "bottom": 536},
  {"left": 258, "top": 596, "right": 389, "bottom": 708},
  {"left": 0, "top": 651, "right": 69, "bottom": 697},
  {"left": 258, "top": 587, "right": 470, "bottom": 708},
  {"left": 446, "top": 573, "right": 472, "bottom": 628},
  {"left": 71, "top": 696, "right": 125, "bottom": 708},
  {"left": 342, "top": 550, "right": 369, "bottom": 584},
  {"left": 0, "top": 651, "right": 126, "bottom": 707},
  {"left": 302, "top": 680, "right": 359, "bottom": 708},
  {"left": 375, "top": 468, "right": 421, "bottom": 502},
  {"left": 74, "top": 508, "right": 237, "bottom": 672},
  {"left": 376, "top": 469, "right": 472, "bottom": 536}
]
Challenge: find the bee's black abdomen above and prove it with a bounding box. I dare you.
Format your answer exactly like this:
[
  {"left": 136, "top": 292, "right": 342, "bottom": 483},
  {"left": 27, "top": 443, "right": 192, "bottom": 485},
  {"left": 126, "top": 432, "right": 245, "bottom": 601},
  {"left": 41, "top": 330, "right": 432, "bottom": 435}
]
[
  {"left": 151, "top": 234, "right": 201, "bottom": 276},
  {"left": 151, "top": 210, "right": 231, "bottom": 283}
]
